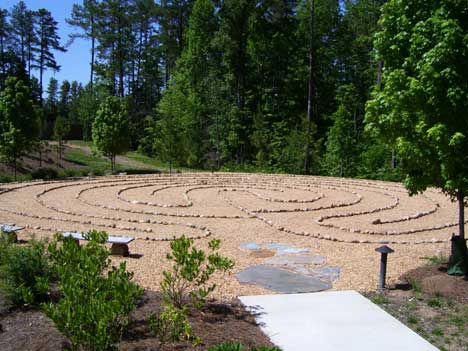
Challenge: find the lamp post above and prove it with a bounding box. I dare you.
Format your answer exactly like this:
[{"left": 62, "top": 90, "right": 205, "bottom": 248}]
[{"left": 375, "top": 245, "right": 394, "bottom": 290}]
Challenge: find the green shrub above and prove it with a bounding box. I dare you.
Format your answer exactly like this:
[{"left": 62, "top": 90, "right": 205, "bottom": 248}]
[
  {"left": 161, "top": 236, "right": 234, "bottom": 308},
  {"left": 208, "top": 342, "right": 281, "bottom": 351},
  {"left": 45, "top": 230, "right": 143, "bottom": 351},
  {"left": 208, "top": 342, "right": 244, "bottom": 351},
  {"left": 148, "top": 301, "right": 196, "bottom": 347},
  {"left": 0, "top": 237, "right": 54, "bottom": 306},
  {"left": 31, "top": 167, "right": 59, "bottom": 180}
]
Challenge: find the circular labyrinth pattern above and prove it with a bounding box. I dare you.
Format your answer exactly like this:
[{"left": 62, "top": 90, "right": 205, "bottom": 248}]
[{"left": 0, "top": 173, "right": 460, "bottom": 245}]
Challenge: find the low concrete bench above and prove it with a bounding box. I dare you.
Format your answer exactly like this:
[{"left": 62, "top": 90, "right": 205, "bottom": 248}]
[
  {"left": 0, "top": 224, "right": 24, "bottom": 242},
  {"left": 62, "top": 232, "right": 134, "bottom": 256}
]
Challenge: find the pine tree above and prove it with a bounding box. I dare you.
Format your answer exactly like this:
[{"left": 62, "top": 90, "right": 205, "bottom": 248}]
[
  {"left": 67, "top": 0, "right": 99, "bottom": 89},
  {"left": 33, "top": 8, "right": 66, "bottom": 105}
]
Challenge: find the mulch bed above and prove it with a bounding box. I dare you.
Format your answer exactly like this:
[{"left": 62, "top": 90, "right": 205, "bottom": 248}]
[
  {"left": 0, "top": 291, "right": 273, "bottom": 351},
  {"left": 400, "top": 263, "right": 468, "bottom": 303}
]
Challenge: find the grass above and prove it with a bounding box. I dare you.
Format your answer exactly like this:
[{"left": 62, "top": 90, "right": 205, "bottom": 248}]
[
  {"left": 64, "top": 148, "right": 110, "bottom": 173},
  {"left": 124, "top": 151, "right": 166, "bottom": 170},
  {"left": 367, "top": 291, "right": 467, "bottom": 351},
  {"left": 370, "top": 294, "right": 390, "bottom": 305},
  {"left": 423, "top": 255, "right": 448, "bottom": 265}
]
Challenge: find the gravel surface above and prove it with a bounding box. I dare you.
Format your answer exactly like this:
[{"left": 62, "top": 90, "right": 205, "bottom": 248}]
[{"left": 0, "top": 173, "right": 457, "bottom": 299}]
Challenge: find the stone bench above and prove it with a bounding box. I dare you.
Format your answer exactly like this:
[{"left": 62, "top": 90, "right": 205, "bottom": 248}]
[
  {"left": 0, "top": 224, "right": 24, "bottom": 242},
  {"left": 62, "top": 232, "right": 134, "bottom": 257}
]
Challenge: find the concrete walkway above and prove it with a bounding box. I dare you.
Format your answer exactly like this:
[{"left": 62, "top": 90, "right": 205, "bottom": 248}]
[{"left": 240, "top": 290, "right": 439, "bottom": 351}]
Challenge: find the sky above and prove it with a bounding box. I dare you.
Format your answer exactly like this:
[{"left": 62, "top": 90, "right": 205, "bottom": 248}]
[{"left": 2, "top": 0, "right": 91, "bottom": 87}]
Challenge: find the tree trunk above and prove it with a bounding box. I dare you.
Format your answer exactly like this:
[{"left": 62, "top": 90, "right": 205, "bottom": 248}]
[
  {"left": 458, "top": 190, "right": 465, "bottom": 240},
  {"left": 90, "top": 16, "right": 95, "bottom": 91},
  {"left": 304, "top": 0, "right": 315, "bottom": 175}
]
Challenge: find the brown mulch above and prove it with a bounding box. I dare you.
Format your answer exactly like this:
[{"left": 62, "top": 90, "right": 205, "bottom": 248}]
[
  {"left": 400, "top": 263, "right": 468, "bottom": 303},
  {"left": 0, "top": 291, "right": 274, "bottom": 351}
]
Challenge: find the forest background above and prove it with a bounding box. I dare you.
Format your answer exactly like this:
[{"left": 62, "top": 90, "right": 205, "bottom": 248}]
[{"left": 0, "top": 0, "right": 399, "bottom": 180}]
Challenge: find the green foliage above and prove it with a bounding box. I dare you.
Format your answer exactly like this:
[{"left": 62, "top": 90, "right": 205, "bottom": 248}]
[
  {"left": 208, "top": 342, "right": 281, "bottom": 351},
  {"left": 427, "top": 297, "right": 443, "bottom": 308},
  {"left": 366, "top": 0, "right": 468, "bottom": 199},
  {"left": 148, "top": 302, "right": 196, "bottom": 348},
  {"left": 161, "top": 236, "right": 234, "bottom": 309},
  {"left": 407, "top": 314, "right": 419, "bottom": 325},
  {"left": 0, "top": 237, "right": 53, "bottom": 306},
  {"left": 408, "top": 278, "right": 422, "bottom": 294},
  {"left": 92, "top": 96, "right": 130, "bottom": 172},
  {"left": 45, "top": 230, "right": 143, "bottom": 351},
  {"left": 208, "top": 342, "right": 244, "bottom": 351},
  {"left": 31, "top": 167, "right": 59, "bottom": 180},
  {"left": 0, "top": 76, "right": 39, "bottom": 177},
  {"left": 370, "top": 293, "right": 390, "bottom": 305},
  {"left": 54, "top": 115, "right": 70, "bottom": 159},
  {"left": 423, "top": 255, "right": 448, "bottom": 266}
]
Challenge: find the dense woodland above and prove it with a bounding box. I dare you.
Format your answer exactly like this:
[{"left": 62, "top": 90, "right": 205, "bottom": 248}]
[{"left": 0, "top": 0, "right": 436, "bottom": 179}]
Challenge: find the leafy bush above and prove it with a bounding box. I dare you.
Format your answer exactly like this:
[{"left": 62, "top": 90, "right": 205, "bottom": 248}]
[
  {"left": 148, "top": 301, "right": 197, "bottom": 347},
  {"left": 208, "top": 342, "right": 281, "bottom": 351},
  {"left": 161, "top": 236, "right": 234, "bottom": 308},
  {"left": 0, "top": 237, "right": 54, "bottom": 306},
  {"left": 45, "top": 230, "right": 143, "bottom": 351},
  {"left": 31, "top": 167, "right": 59, "bottom": 180}
]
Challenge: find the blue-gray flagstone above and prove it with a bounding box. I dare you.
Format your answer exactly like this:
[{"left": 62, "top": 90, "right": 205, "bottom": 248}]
[
  {"left": 237, "top": 265, "right": 331, "bottom": 293},
  {"left": 240, "top": 242, "right": 261, "bottom": 251},
  {"left": 264, "top": 254, "right": 326, "bottom": 266}
]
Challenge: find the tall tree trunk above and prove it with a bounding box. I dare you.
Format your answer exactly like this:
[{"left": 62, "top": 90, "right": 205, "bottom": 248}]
[
  {"left": 458, "top": 189, "right": 465, "bottom": 240},
  {"left": 39, "top": 49, "right": 44, "bottom": 106},
  {"left": 304, "top": 0, "right": 315, "bottom": 175},
  {"left": 90, "top": 25, "right": 95, "bottom": 90}
]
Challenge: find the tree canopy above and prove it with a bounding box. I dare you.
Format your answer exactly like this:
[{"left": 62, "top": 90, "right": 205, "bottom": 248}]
[
  {"left": 0, "top": 76, "right": 39, "bottom": 178},
  {"left": 366, "top": 0, "right": 468, "bottom": 238},
  {"left": 92, "top": 96, "right": 130, "bottom": 172}
]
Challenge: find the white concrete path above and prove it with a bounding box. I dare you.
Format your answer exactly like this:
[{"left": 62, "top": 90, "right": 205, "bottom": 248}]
[{"left": 240, "top": 290, "right": 439, "bottom": 351}]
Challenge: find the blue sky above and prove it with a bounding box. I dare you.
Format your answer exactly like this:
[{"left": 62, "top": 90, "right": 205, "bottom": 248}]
[{"left": 3, "top": 0, "right": 91, "bottom": 87}]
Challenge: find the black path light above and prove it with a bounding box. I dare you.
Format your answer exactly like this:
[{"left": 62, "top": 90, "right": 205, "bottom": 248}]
[{"left": 375, "top": 245, "right": 394, "bottom": 290}]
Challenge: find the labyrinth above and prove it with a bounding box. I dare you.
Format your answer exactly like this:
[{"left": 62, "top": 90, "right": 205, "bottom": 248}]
[{"left": 0, "top": 173, "right": 458, "bottom": 294}]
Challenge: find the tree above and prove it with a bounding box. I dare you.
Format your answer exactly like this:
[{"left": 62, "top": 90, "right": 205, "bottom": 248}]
[
  {"left": 54, "top": 115, "right": 69, "bottom": 159},
  {"left": 92, "top": 96, "right": 130, "bottom": 172},
  {"left": 323, "top": 85, "right": 360, "bottom": 177},
  {"left": 0, "top": 9, "right": 11, "bottom": 80},
  {"left": 33, "top": 8, "right": 66, "bottom": 104},
  {"left": 365, "top": 0, "right": 468, "bottom": 240},
  {"left": 0, "top": 76, "right": 39, "bottom": 179},
  {"left": 67, "top": 0, "right": 99, "bottom": 89}
]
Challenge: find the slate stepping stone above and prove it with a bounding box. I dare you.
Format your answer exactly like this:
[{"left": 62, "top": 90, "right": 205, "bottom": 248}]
[
  {"left": 240, "top": 242, "right": 260, "bottom": 251},
  {"left": 264, "top": 254, "right": 326, "bottom": 266},
  {"left": 276, "top": 247, "right": 310, "bottom": 255},
  {"left": 263, "top": 243, "right": 289, "bottom": 251},
  {"left": 237, "top": 265, "right": 331, "bottom": 293},
  {"left": 292, "top": 266, "right": 341, "bottom": 282}
]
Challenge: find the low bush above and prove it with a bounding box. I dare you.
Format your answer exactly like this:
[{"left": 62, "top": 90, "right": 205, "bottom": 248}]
[
  {"left": 161, "top": 236, "right": 235, "bottom": 308},
  {"left": 45, "top": 230, "right": 143, "bottom": 351},
  {"left": 0, "top": 237, "right": 54, "bottom": 306},
  {"left": 148, "top": 301, "right": 197, "bottom": 347},
  {"left": 208, "top": 342, "right": 281, "bottom": 351},
  {"left": 119, "top": 168, "right": 161, "bottom": 175},
  {"left": 31, "top": 167, "right": 59, "bottom": 180}
]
